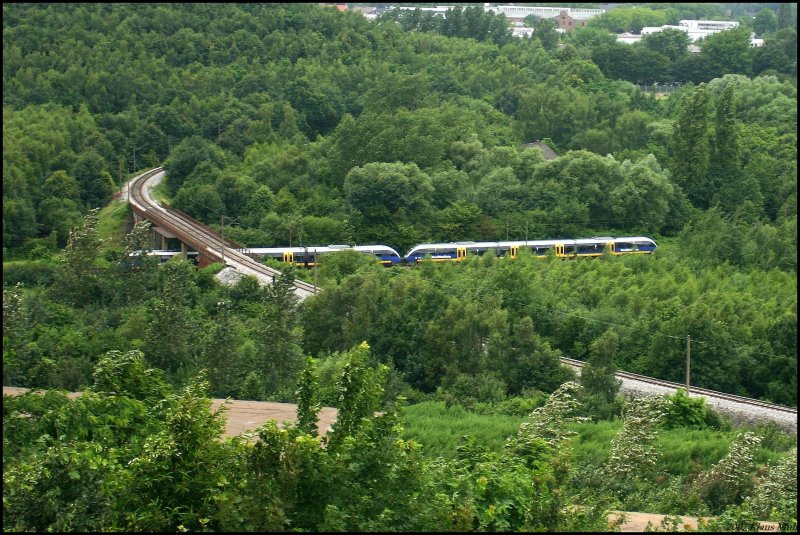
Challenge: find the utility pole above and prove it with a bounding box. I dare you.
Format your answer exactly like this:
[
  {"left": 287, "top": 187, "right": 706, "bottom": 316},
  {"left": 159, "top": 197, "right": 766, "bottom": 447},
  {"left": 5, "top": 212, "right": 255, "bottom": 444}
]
[
  {"left": 686, "top": 335, "right": 691, "bottom": 394},
  {"left": 220, "top": 213, "right": 225, "bottom": 265},
  {"left": 132, "top": 142, "right": 146, "bottom": 175}
]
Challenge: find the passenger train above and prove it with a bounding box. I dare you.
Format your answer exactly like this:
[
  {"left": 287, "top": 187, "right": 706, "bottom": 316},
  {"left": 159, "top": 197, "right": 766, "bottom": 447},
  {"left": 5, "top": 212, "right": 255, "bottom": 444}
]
[
  {"left": 404, "top": 236, "right": 657, "bottom": 263},
  {"left": 134, "top": 237, "right": 656, "bottom": 269},
  {"left": 128, "top": 249, "right": 200, "bottom": 265},
  {"left": 246, "top": 244, "right": 403, "bottom": 267}
]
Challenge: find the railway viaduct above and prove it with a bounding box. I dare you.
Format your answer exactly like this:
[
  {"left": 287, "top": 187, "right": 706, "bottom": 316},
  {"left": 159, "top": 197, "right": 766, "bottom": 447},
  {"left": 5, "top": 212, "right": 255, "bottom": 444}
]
[
  {"left": 125, "top": 167, "right": 318, "bottom": 300},
  {"left": 121, "top": 168, "right": 796, "bottom": 431}
]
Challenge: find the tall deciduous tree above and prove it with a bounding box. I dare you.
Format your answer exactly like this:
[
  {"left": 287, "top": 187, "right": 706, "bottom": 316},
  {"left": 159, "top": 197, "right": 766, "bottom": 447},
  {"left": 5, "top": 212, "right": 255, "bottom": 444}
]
[
  {"left": 711, "top": 83, "right": 752, "bottom": 216},
  {"left": 753, "top": 8, "right": 778, "bottom": 37},
  {"left": 670, "top": 84, "right": 712, "bottom": 208},
  {"left": 53, "top": 207, "right": 103, "bottom": 306}
]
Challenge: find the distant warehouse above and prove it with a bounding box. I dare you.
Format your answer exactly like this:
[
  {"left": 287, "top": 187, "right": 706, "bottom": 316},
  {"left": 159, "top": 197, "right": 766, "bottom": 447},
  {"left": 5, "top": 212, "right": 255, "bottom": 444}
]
[
  {"left": 483, "top": 4, "right": 605, "bottom": 30},
  {"left": 641, "top": 19, "right": 740, "bottom": 42}
]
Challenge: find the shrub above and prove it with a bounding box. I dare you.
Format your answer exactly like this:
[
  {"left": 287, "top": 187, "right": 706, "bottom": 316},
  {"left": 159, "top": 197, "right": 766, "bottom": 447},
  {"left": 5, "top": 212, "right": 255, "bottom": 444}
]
[
  {"left": 662, "top": 388, "right": 708, "bottom": 430},
  {"left": 3, "top": 261, "right": 58, "bottom": 287}
]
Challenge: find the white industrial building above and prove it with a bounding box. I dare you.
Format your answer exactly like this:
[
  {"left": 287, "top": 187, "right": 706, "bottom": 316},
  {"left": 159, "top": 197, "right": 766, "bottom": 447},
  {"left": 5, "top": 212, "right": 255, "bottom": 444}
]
[{"left": 640, "top": 19, "right": 740, "bottom": 42}]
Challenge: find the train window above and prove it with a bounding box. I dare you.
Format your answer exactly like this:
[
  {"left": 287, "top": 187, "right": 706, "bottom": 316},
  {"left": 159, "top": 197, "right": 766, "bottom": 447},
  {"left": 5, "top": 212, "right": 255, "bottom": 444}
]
[
  {"left": 616, "top": 242, "right": 633, "bottom": 251},
  {"left": 565, "top": 245, "right": 576, "bottom": 254},
  {"left": 577, "top": 243, "right": 603, "bottom": 254}
]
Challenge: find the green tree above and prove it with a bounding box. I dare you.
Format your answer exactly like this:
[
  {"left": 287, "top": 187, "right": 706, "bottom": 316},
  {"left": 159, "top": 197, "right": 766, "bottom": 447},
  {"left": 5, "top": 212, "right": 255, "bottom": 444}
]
[
  {"left": 163, "top": 135, "right": 225, "bottom": 194},
  {"left": 603, "top": 395, "right": 668, "bottom": 496},
  {"left": 700, "top": 26, "right": 753, "bottom": 78},
  {"left": 711, "top": 83, "right": 750, "bottom": 214},
  {"left": 296, "top": 357, "right": 321, "bottom": 437},
  {"left": 344, "top": 161, "right": 434, "bottom": 246},
  {"left": 611, "top": 154, "right": 676, "bottom": 232},
  {"left": 640, "top": 28, "right": 690, "bottom": 63},
  {"left": 53, "top": 207, "right": 103, "bottom": 306},
  {"left": 662, "top": 388, "right": 708, "bottom": 430},
  {"left": 753, "top": 8, "right": 778, "bottom": 37},
  {"left": 498, "top": 316, "right": 572, "bottom": 396},
  {"left": 115, "top": 374, "right": 233, "bottom": 531},
  {"left": 91, "top": 349, "right": 171, "bottom": 402},
  {"left": 326, "top": 342, "right": 387, "bottom": 449},
  {"left": 693, "top": 432, "right": 763, "bottom": 514},
  {"left": 579, "top": 329, "right": 623, "bottom": 421},
  {"left": 670, "top": 84, "right": 712, "bottom": 208},
  {"left": 71, "top": 149, "right": 114, "bottom": 209},
  {"left": 37, "top": 197, "right": 83, "bottom": 247},
  {"left": 534, "top": 18, "right": 559, "bottom": 51},
  {"left": 2, "top": 197, "right": 38, "bottom": 249}
]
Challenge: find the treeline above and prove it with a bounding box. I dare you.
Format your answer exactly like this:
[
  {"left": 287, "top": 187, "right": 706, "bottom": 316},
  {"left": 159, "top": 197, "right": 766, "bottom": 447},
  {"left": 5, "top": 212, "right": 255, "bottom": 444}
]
[
  {"left": 386, "top": 4, "right": 797, "bottom": 84},
  {"left": 4, "top": 206, "right": 796, "bottom": 408},
  {"left": 3, "top": 3, "right": 796, "bottom": 258}
]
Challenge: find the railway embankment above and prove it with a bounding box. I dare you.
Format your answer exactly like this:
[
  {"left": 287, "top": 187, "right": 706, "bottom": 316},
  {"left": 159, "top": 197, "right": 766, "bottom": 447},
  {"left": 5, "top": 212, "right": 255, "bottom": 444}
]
[{"left": 561, "top": 358, "right": 797, "bottom": 434}]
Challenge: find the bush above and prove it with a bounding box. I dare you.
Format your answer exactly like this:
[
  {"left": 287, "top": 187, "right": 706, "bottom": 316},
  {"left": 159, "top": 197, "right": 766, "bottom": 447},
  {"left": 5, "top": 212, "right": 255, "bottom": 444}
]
[
  {"left": 486, "top": 390, "right": 549, "bottom": 417},
  {"left": 662, "top": 388, "right": 708, "bottom": 430},
  {"left": 3, "top": 261, "right": 58, "bottom": 287},
  {"left": 436, "top": 372, "right": 507, "bottom": 411}
]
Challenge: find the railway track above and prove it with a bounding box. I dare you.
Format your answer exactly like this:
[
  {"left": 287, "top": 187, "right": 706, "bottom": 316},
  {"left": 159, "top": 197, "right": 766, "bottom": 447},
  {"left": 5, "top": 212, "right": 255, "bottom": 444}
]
[
  {"left": 127, "top": 167, "right": 794, "bottom": 430},
  {"left": 128, "top": 168, "right": 318, "bottom": 299},
  {"left": 560, "top": 356, "right": 797, "bottom": 431}
]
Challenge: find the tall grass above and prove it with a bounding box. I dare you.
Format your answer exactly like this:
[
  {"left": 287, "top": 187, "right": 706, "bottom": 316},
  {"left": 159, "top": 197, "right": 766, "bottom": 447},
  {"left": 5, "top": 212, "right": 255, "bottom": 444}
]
[
  {"left": 399, "top": 401, "right": 523, "bottom": 458},
  {"left": 97, "top": 200, "right": 131, "bottom": 251},
  {"left": 400, "top": 402, "right": 793, "bottom": 479}
]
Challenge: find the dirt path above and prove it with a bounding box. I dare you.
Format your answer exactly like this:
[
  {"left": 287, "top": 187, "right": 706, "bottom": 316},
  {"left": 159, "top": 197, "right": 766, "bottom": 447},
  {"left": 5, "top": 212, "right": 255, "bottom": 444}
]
[{"left": 3, "top": 386, "right": 338, "bottom": 438}]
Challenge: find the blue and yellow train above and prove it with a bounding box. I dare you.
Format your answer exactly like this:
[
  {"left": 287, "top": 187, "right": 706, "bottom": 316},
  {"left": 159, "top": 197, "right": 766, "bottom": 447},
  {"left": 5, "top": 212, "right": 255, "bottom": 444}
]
[
  {"left": 403, "top": 236, "right": 657, "bottom": 263},
  {"left": 247, "top": 236, "right": 656, "bottom": 267},
  {"left": 137, "top": 237, "right": 657, "bottom": 269}
]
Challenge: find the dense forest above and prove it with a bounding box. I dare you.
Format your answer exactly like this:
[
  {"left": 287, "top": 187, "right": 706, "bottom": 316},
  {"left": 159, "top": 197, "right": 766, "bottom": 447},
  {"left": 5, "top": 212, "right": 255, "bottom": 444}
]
[{"left": 3, "top": 2, "right": 797, "bottom": 532}]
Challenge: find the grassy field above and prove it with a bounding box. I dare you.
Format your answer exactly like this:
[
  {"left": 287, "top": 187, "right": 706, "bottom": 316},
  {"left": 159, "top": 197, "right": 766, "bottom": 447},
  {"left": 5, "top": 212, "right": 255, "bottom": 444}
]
[{"left": 399, "top": 401, "right": 795, "bottom": 476}]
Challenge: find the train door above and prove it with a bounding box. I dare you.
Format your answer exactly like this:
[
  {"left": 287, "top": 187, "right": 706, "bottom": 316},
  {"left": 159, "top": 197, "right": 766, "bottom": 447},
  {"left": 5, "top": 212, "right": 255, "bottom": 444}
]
[
  {"left": 282, "top": 251, "right": 293, "bottom": 264},
  {"left": 555, "top": 244, "right": 564, "bottom": 257},
  {"left": 456, "top": 246, "right": 467, "bottom": 260},
  {"left": 510, "top": 245, "right": 519, "bottom": 258},
  {"left": 606, "top": 241, "right": 614, "bottom": 255}
]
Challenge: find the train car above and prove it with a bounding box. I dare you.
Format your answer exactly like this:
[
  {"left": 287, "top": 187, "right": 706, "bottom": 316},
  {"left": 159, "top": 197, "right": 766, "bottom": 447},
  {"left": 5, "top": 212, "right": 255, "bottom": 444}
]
[
  {"left": 610, "top": 236, "right": 658, "bottom": 254},
  {"left": 246, "top": 244, "right": 402, "bottom": 267},
  {"left": 127, "top": 249, "right": 200, "bottom": 266},
  {"left": 404, "top": 237, "right": 657, "bottom": 263},
  {"left": 352, "top": 245, "right": 403, "bottom": 266}
]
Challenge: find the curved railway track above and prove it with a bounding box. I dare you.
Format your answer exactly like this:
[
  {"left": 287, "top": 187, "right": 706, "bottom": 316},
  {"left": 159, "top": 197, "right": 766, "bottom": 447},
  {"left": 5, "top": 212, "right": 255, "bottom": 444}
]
[
  {"left": 126, "top": 167, "right": 794, "bottom": 430},
  {"left": 128, "top": 167, "right": 318, "bottom": 299}
]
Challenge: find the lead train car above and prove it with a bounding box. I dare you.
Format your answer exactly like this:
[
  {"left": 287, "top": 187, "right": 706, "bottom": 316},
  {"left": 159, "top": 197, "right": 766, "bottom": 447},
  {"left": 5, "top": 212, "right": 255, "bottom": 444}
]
[
  {"left": 246, "top": 244, "right": 403, "bottom": 267},
  {"left": 403, "top": 237, "right": 657, "bottom": 263}
]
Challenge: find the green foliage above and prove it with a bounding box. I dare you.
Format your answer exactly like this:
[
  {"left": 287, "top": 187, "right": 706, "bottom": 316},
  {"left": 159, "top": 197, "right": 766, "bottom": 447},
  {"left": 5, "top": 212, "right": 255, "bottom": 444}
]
[
  {"left": 746, "top": 447, "right": 797, "bottom": 527},
  {"left": 2, "top": 4, "right": 797, "bottom": 527},
  {"left": 326, "top": 342, "right": 388, "bottom": 449},
  {"left": 52, "top": 207, "right": 103, "bottom": 306},
  {"left": 603, "top": 396, "right": 669, "bottom": 492},
  {"left": 3, "top": 260, "right": 58, "bottom": 287},
  {"left": 662, "top": 388, "right": 709, "bottom": 430},
  {"left": 90, "top": 349, "right": 171, "bottom": 402},
  {"left": 115, "top": 374, "right": 231, "bottom": 532},
  {"left": 693, "top": 431, "right": 763, "bottom": 514},
  {"left": 295, "top": 357, "right": 321, "bottom": 436}
]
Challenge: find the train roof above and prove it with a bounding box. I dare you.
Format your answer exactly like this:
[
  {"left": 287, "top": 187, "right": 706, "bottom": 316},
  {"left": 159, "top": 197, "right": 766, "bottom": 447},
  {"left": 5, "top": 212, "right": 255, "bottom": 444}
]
[
  {"left": 247, "top": 244, "right": 401, "bottom": 256},
  {"left": 352, "top": 245, "right": 401, "bottom": 256},
  {"left": 406, "top": 236, "right": 657, "bottom": 255}
]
